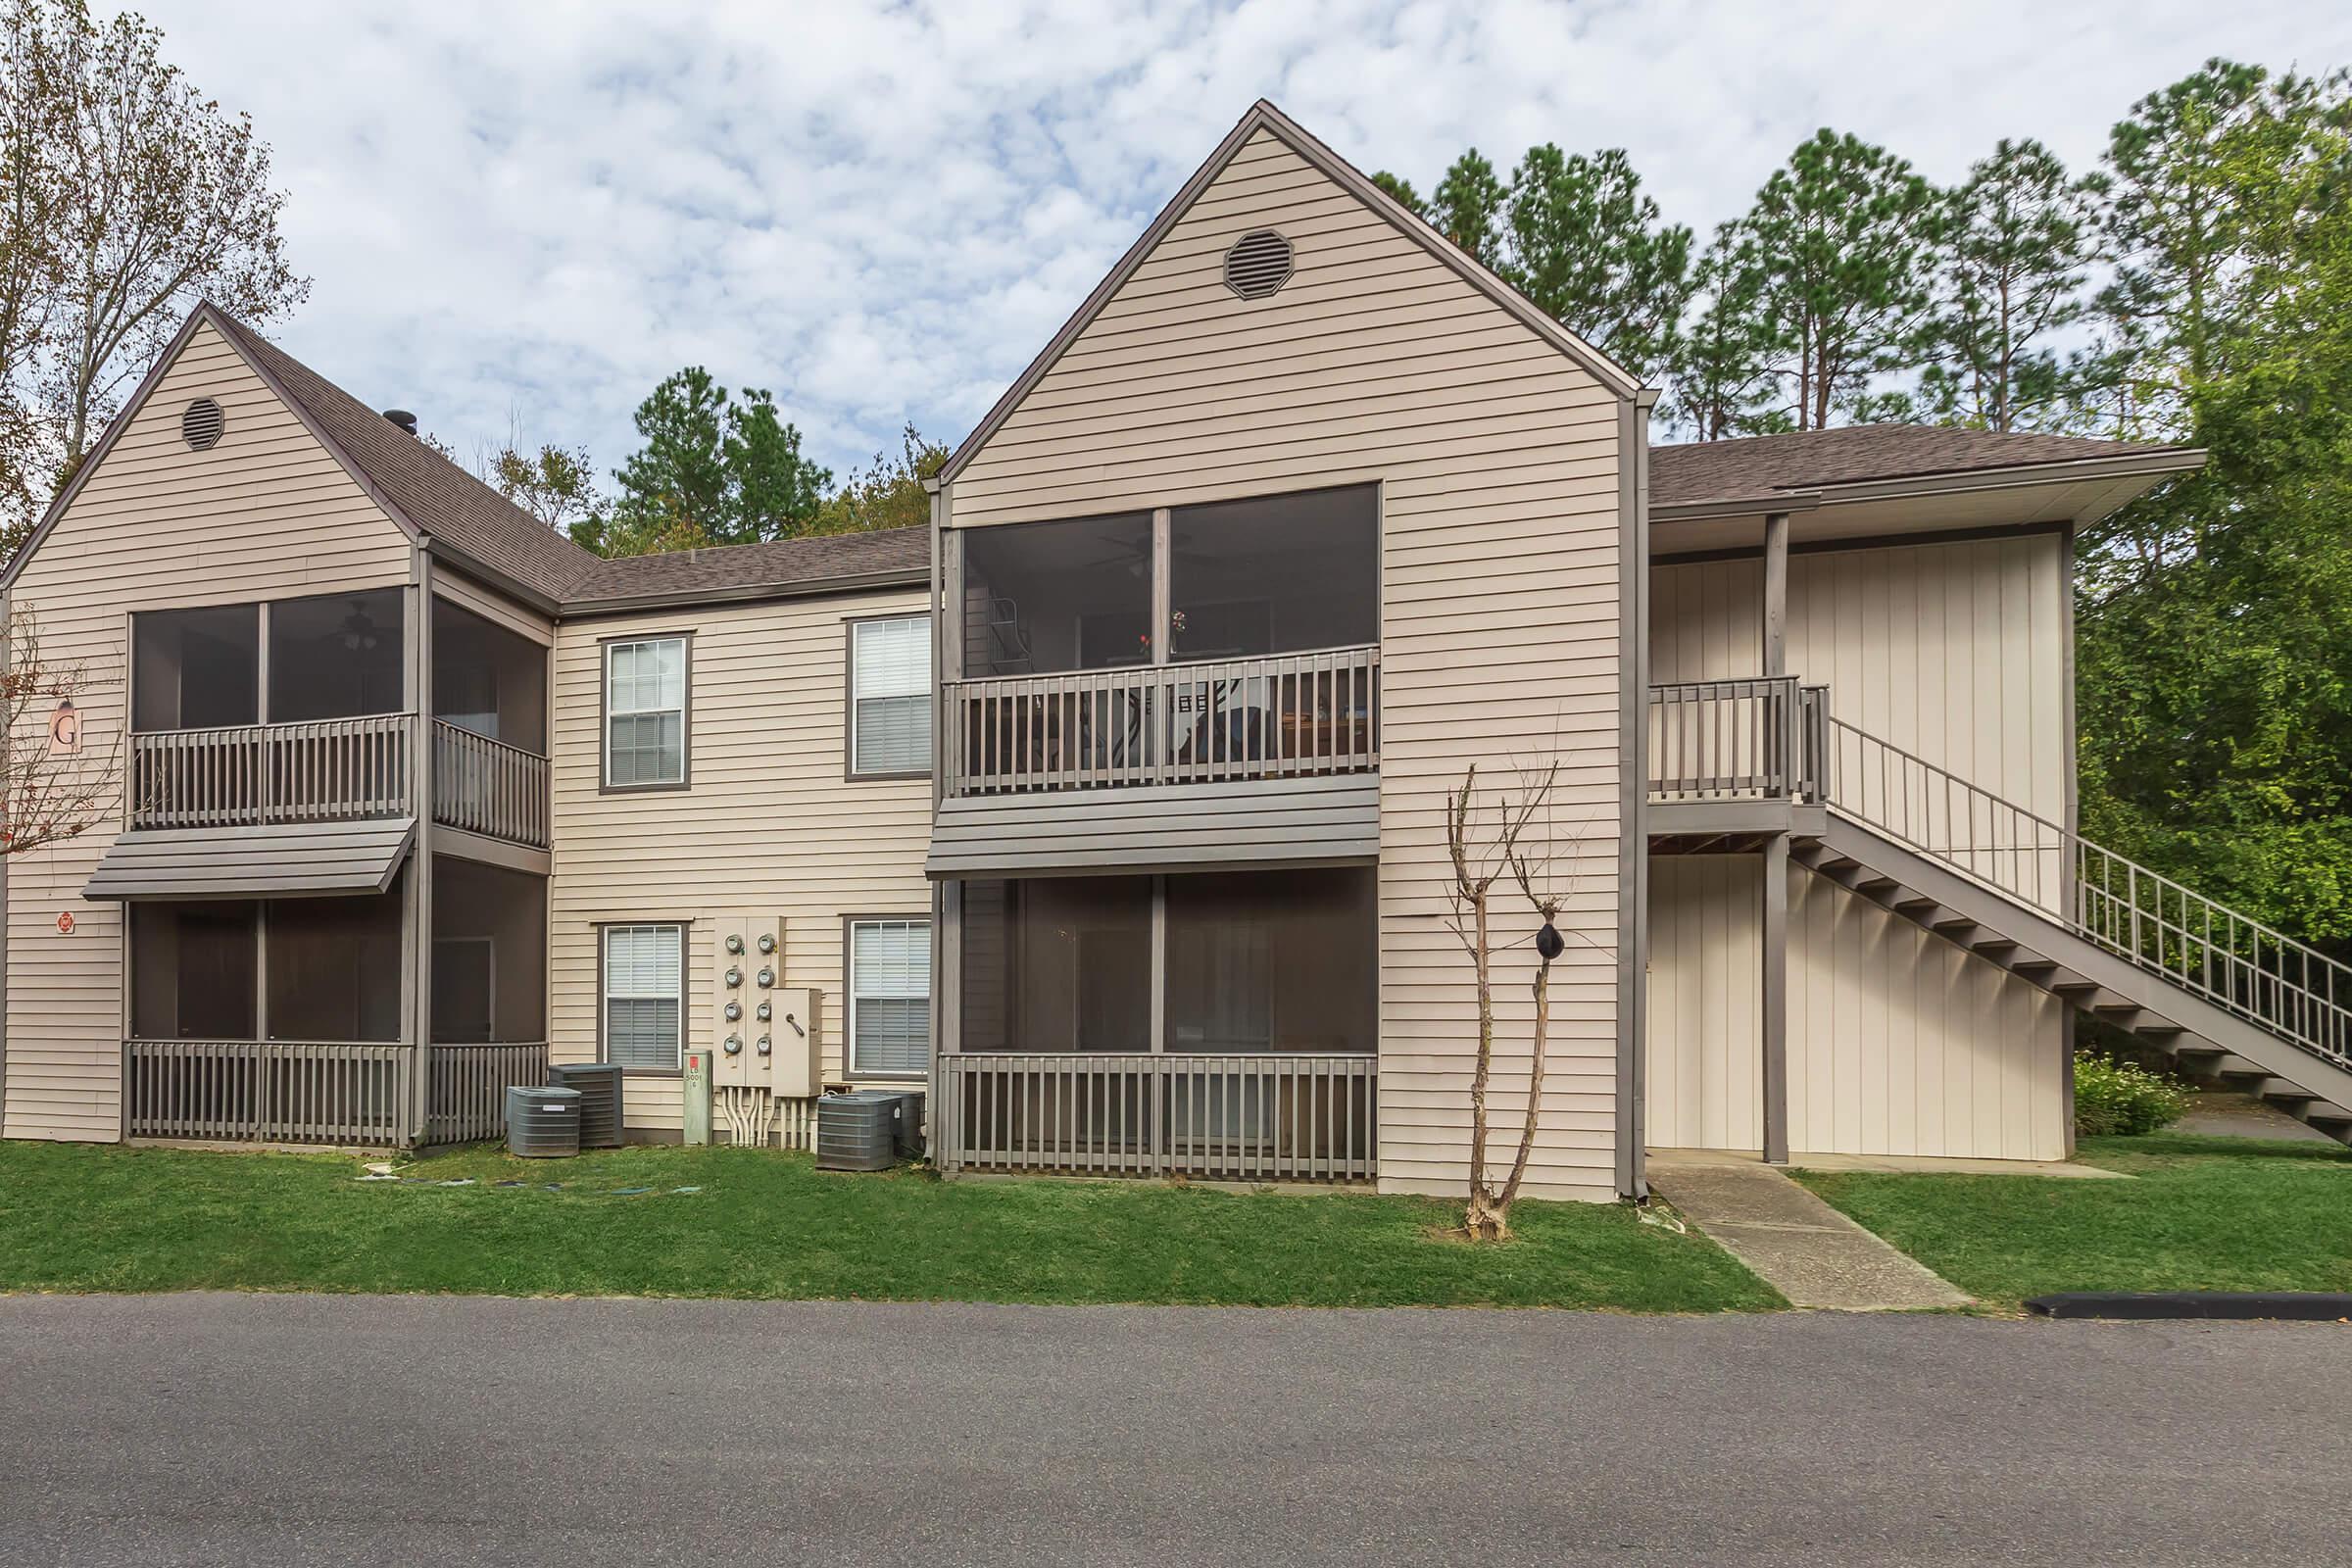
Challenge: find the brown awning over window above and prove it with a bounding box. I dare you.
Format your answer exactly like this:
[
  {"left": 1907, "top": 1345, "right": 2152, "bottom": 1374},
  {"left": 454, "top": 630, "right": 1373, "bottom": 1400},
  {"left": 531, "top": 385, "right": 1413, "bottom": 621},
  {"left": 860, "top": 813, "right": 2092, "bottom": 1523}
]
[
  {"left": 926, "top": 775, "right": 1377, "bottom": 880},
  {"left": 82, "top": 818, "right": 415, "bottom": 901}
]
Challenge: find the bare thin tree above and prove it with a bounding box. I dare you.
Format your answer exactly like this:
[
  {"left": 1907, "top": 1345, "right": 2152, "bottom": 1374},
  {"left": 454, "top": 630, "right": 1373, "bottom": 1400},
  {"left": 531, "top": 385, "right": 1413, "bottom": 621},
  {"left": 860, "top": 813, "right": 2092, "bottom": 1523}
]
[
  {"left": 2, "top": 602, "right": 121, "bottom": 857},
  {"left": 1444, "top": 758, "right": 1594, "bottom": 1241}
]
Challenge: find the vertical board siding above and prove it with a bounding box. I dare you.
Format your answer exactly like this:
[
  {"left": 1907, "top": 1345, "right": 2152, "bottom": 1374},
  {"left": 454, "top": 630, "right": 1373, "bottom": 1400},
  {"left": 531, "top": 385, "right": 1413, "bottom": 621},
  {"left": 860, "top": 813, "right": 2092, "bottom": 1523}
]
[
  {"left": 1645, "top": 855, "right": 1764, "bottom": 1151},
  {"left": 1648, "top": 534, "right": 2068, "bottom": 1159},
  {"left": 950, "top": 129, "right": 1626, "bottom": 1201},
  {"left": 548, "top": 591, "right": 932, "bottom": 1133},
  {"left": 3, "top": 319, "right": 415, "bottom": 1142}
]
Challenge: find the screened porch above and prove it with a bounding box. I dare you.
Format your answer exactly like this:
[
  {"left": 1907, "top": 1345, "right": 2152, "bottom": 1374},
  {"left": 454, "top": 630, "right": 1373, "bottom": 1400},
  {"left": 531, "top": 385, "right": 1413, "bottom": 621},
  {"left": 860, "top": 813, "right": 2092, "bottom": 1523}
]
[
  {"left": 936, "top": 866, "right": 1378, "bottom": 1181},
  {"left": 119, "top": 854, "right": 547, "bottom": 1147}
]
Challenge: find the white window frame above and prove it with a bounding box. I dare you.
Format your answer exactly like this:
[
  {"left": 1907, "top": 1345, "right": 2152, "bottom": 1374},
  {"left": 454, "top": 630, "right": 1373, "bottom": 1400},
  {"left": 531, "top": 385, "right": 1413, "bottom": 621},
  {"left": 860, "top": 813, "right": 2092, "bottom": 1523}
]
[
  {"left": 603, "top": 635, "right": 689, "bottom": 790},
  {"left": 847, "top": 614, "right": 932, "bottom": 779},
  {"left": 846, "top": 916, "right": 931, "bottom": 1078},
  {"left": 602, "top": 922, "right": 686, "bottom": 1072}
]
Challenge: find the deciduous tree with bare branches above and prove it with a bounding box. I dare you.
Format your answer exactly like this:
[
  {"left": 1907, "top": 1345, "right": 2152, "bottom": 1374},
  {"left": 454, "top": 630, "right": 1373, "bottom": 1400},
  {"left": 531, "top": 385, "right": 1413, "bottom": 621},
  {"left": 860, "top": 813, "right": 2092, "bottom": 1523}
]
[
  {"left": 2, "top": 603, "right": 120, "bottom": 857},
  {"left": 1444, "top": 758, "right": 1593, "bottom": 1242}
]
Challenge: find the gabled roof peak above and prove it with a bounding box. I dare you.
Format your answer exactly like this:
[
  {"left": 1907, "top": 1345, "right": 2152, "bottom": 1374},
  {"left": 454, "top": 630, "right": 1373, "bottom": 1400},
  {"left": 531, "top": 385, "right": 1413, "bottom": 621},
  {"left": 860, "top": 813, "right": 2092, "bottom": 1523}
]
[{"left": 938, "top": 98, "right": 1643, "bottom": 485}]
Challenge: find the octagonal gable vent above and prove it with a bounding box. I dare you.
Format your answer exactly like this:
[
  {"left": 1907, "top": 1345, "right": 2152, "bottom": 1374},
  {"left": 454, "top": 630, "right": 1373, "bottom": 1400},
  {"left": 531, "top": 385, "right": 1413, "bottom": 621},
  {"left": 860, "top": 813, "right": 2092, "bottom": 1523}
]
[
  {"left": 1223, "top": 229, "right": 1295, "bottom": 299},
  {"left": 180, "top": 397, "right": 225, "bottom": 452}
]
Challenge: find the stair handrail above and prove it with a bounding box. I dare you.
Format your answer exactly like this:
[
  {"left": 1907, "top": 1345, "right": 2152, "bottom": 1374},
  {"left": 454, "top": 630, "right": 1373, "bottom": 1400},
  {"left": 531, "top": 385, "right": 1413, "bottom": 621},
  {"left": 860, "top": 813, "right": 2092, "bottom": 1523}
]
[{"left": 1820, "top": 714, "right": 2351, "bottom": 1073}]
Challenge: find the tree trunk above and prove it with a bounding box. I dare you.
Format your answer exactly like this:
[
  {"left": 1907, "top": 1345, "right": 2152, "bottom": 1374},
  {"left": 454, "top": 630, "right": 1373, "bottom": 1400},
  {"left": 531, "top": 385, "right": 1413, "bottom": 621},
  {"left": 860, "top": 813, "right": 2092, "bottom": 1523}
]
[{"left": 1463, "top": 886, "right": 1494, "bottom": 1218}]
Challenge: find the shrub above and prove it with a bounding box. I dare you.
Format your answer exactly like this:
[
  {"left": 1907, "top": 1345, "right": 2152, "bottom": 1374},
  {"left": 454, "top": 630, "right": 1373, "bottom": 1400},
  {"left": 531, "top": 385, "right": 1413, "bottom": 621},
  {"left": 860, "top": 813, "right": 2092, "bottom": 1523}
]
[{"left": 2074, "top": 1052, "right": 2191, "bottom": 1137}]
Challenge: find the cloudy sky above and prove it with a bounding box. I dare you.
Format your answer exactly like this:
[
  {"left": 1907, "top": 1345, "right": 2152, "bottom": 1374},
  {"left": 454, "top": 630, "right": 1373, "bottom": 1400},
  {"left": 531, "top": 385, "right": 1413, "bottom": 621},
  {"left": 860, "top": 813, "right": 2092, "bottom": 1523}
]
[{"left": 140, "top": 0, "right": 2350, "bottom": 484}]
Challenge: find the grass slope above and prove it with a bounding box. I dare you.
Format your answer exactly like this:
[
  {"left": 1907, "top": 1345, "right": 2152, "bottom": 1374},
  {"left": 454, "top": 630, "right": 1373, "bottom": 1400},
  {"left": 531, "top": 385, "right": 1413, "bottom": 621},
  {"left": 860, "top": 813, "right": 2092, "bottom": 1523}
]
[
  {"left": 1796, "top": 1134, "right": 2352, "bottom": 1311},
  {"left": 0, "top": 1141, "right": 1780, "bottom": 1312}
]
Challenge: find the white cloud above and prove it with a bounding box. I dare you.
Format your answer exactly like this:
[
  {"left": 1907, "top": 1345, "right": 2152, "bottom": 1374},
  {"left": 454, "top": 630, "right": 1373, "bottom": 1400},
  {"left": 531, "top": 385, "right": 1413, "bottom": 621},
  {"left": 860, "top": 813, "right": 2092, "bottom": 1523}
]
[{"left": 130, "top": 0, "right": 2352, "bottom": 481}]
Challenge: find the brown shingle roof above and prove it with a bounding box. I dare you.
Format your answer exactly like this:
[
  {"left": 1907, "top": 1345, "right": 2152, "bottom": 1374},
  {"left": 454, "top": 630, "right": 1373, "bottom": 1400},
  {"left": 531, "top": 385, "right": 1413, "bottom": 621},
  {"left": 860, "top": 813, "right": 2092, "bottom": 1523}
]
[
  {"left": 210, "top": 307, "right": 927, "bottom": 610},
  {"left": 210, "top": 309, "right": 603, "bottom": 603},
  {"left": 565, "top": 526, "right": 929, "bottom": 608},
  {"left": 1650, "top": 424, "right": 2190, "bottom": 510}
]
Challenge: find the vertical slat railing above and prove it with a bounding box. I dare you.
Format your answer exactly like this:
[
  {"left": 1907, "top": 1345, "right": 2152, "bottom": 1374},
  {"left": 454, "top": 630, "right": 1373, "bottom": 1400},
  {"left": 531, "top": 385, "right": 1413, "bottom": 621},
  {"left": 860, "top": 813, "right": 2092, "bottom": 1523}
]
[
  {"left": 423, "top": 1042, "right": 550, "bottom": 1143},
  {"left": 1644, "top": 677, "right": 1818, "bottom": 803},
  {"left": 938, "top": 1054, "right": 1375, "bottom": 1181},
  {"left": 429, "top": 720, "right": 550, "bottom": 848},
  {"left": 943, "top": 645, "right": 1379, "bottom": 797},
  {"left": 123, "top": 1040, "right": 416, "bottom": 1146},
  {"left": 1819, "top": 714, "right": 2352, "bottom": 1075},
  {"left": 128, "top": 715, "right": 416, "bottom": 829}
]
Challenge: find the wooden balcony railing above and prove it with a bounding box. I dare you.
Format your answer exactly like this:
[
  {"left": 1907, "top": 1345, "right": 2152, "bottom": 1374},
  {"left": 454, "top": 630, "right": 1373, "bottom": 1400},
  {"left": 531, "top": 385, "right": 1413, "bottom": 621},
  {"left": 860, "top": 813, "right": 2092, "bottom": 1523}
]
[
  {"left": 945, "top": 645, "right": 1380, "bottom": 797},
  {"left": 424, "top": 1042, "right": 549, "bottom": 1144},
  {"left": 431, "top": 721, "right": 550, "bottom": 849},
  {"left": 123, "top": 1039, "right": 416, "bottom": 1146},
  {"left": 130, "top": 713, "right": 415, "bottom": 829},
  {"left": 128, "top": 714, "right": 548, "bottom": 849},
  {"left": 1646, "top": 678, "right": 1827, "bottom": 804},
  {"left": 936, "top": 1053, "right": 1377, "bottom": 1182}
]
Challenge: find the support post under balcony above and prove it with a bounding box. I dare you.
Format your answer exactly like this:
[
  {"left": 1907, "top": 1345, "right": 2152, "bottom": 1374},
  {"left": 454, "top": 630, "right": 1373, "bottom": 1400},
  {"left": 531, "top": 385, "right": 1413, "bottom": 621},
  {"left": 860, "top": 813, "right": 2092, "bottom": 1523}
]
[{"left": 1761, "top": 511, "right": 1791, "bottom": 1164}]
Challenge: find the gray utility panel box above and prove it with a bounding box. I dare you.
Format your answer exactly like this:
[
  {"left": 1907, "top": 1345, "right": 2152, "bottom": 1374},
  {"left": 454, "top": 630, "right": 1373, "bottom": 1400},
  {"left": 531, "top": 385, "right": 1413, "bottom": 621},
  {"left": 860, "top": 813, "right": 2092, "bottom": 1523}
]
[
  {"left": 507, "top": 1086, "right": 582, "bottom": 1157},
  {"left": 816, "top": 1092, "right": 901, "bottom": 1171},
  {"left": 546, "top": 1062, "right": 623, "bottom": 1149}
]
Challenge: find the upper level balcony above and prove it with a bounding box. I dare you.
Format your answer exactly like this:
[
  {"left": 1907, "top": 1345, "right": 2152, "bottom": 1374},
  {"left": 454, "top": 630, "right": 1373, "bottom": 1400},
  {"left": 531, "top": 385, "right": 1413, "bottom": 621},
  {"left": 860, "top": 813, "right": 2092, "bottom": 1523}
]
[
  {"left": 943, "top": 485, "right": 1379, "bottom": 799},
  {"left": 126, "top": 589, "right": 549, "bottom": 850}
]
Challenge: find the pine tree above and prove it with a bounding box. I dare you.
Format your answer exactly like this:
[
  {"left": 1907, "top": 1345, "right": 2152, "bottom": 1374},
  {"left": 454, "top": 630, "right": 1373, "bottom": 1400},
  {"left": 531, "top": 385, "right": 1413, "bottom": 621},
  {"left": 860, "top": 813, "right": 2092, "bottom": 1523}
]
[
  {"left": 1920, "top": 139, "right": 2095, "bottom": 431},
  {"left": 1735, "top": 129, "right": 1942, "bottom": 429},
  {"left": 1500, "top": 145, "right": 1693, "bottom": 382}
]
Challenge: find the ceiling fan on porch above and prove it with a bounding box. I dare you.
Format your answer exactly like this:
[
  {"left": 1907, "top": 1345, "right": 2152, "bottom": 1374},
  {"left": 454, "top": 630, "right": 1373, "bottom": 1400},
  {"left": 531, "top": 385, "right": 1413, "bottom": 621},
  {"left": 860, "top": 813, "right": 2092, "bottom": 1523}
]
[{"left": 337, "top": 600, "right": 381, "bottom": 652}]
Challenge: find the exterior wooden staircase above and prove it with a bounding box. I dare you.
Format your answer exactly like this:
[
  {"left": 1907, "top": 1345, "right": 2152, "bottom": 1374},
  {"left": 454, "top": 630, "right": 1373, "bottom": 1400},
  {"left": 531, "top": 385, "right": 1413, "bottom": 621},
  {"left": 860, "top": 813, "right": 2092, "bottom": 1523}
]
[{"left": 1798, "top": 716, "right": 2352, "bottom": 1143}]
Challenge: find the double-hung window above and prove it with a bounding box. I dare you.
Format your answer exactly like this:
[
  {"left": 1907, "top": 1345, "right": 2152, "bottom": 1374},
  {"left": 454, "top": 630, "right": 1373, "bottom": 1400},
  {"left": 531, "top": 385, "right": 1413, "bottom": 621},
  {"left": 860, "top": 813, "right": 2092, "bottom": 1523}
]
[
  {"left": 848, "top": 918, "right": 931, "bottom": 1076},
  {"left": 606, "top": 637, "right": 687, "bottom": 788},
  {"left": 603, "top": 924, "right": 684, "bottom": 1070},
  {"left": 849, "top": 616, "right": 931, "bottom": 777}
]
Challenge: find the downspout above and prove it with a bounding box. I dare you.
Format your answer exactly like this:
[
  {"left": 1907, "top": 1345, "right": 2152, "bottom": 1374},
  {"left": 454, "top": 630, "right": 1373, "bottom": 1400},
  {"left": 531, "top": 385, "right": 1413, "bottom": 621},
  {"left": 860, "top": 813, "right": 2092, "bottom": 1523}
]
[{"left": 1760, "top": 511, "right": 1790, "bottom": 1166}]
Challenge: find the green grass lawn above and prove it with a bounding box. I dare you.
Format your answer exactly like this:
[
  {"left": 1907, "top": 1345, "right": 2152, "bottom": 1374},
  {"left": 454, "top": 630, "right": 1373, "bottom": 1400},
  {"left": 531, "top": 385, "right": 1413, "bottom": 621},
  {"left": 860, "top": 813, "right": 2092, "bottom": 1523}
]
[
  {"left": 0, "top": 1140, "right": 1781, "bottom": 1312},
  {"left": 1795, "top": 1134, "right": 2352, "bottom": 1312}
]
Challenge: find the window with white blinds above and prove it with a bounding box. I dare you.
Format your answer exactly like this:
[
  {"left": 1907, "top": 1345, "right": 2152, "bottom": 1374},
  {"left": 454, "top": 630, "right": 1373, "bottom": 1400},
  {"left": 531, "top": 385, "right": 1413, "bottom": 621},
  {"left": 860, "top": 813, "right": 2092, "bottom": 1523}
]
[
  {"left": 849, "top": 918, "right": 931, "bottom": 1076},
  {"left": 604, "top": 923, "right": 684, "bottom": 1069},
  {"left": 850, "top": 616, "right": 931, "bottom": 776},
  {"left": 606, "top": 637, "right": 687, "bottom": 787}
]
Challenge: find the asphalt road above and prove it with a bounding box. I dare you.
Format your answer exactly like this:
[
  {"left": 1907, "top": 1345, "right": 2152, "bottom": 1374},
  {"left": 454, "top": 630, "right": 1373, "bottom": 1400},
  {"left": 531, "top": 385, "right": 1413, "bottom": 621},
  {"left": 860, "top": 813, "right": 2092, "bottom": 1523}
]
[{"left": 1, "top": 1295, "right": 2343, "bottom": 1567}]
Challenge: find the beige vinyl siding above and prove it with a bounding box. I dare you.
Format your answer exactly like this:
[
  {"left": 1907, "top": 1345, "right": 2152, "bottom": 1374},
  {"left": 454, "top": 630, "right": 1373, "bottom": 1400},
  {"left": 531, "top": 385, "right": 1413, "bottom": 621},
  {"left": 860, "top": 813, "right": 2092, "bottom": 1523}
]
[
  {"left": 1788, "top": 867, "right": 2065, "bottom": 1159},
  {"left": 2, "top": 318, "right": 415, "bottom": 1142},
  {"left": 948, "top": 128, "right": 1628, "bottom": 1201},
  {"left": 1647, "top": 532, "right": 2070, "bottom": 1160},
  {"left": 548, "top": 589, "right": 932, "bottom": 1134},
  {"left": 1646, "top": 855, "right": 1763, "bottom": 1152}
]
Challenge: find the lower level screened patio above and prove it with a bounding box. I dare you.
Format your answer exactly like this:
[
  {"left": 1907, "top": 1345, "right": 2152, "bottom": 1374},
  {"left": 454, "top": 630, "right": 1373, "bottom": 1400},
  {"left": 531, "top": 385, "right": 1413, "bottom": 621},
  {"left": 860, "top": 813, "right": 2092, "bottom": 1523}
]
[
  {"left": 935, "top": 867, "right": 1378, "bottom": 1182},
  {"left": 117, "top": 854, "right": 547, "bottom": 1147}
]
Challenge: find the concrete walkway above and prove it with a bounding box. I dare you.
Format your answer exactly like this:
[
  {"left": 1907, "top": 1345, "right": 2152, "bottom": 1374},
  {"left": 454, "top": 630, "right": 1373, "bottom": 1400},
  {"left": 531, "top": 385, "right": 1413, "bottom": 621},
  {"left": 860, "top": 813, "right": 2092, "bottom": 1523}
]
[{"left": 1647, "top": 1150, "right": 1973, "bottom": 1311}]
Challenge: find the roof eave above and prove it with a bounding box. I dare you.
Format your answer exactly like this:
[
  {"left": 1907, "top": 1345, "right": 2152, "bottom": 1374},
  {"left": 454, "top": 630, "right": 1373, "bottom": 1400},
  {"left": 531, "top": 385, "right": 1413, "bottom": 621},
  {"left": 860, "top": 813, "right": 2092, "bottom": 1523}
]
[
  {"left": 425, "top": 540, "right": 563, "bottom": 618},
  {"left": 1652, "top": 448, "right": 2207, "bottom": 525},
  {"left": 558, "top": 564, "right": 930, "bottom": 619}
]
